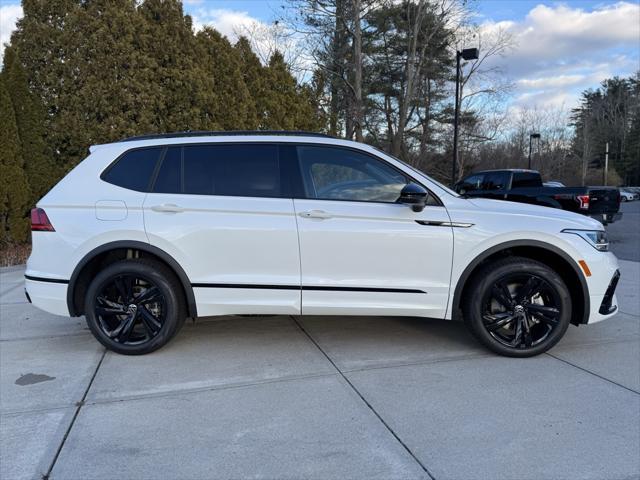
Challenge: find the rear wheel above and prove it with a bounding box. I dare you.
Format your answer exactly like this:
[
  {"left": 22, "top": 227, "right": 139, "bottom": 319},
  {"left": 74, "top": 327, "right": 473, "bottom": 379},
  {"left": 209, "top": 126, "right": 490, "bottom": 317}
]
[
  {"left": 84, "top": 259, "right": 186, "bottom": 355},
  {"left": 462, "top": 257, "right": 571, "bottom": 357}
]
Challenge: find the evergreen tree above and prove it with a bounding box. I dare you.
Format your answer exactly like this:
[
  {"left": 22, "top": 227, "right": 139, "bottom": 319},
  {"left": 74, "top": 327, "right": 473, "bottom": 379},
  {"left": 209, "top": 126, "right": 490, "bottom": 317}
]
[
  {"left": 235, "top": 36, "right": 264, "bottom": 128},
  {"left": 58, "top": 0, "right": 171, "bottom": 160},
  {"left": 0, "top": 77, "right": 31, "bottom": 243},
  {"left": 9, "top": 0, "right": 322, "bottom": 171},
  {"left": 195, "top": 28, "right": 256, "bottom": 130},
  {"left": 2, "top": 46, "right": 53, "bottom": 205},
  {"left": 138, "top": 0, "right": 216, "bottom": 132},
  {"left": 571, "top": 74, "right": 639, "bottom": 185},
  {"left": 11, "top": 0, "right": 83, "bottom": 171},
  {"left": 262, "top": 51, "right": 320, "bottom": 130}
]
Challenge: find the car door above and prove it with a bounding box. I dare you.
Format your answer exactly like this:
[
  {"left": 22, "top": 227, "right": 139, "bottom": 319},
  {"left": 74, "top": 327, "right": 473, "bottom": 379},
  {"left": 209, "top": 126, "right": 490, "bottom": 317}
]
[
  {"left": 507, "top": 171, "right": 552, "bottom": 206},
  {"left": 143, "top": 143, "right": 301, "bottom": 316},
  {"left": 293, "top": 145, "right": 454, "bottom": 318}
]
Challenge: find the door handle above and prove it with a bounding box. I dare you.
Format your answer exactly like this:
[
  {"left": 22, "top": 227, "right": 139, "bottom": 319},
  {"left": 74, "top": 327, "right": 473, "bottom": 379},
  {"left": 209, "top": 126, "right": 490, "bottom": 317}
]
[
  {"left": 299, "top": 210, "right": 332, "bottom": 219},
  {"left": 151, "top": 204, "right": 185, "bottom": 213}
]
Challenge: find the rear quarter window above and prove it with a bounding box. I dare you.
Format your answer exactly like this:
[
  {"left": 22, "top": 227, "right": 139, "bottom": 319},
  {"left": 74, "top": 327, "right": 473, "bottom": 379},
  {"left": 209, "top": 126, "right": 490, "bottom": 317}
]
[{"left": 102, "top": 148, "right": 162, "bottom": 192}]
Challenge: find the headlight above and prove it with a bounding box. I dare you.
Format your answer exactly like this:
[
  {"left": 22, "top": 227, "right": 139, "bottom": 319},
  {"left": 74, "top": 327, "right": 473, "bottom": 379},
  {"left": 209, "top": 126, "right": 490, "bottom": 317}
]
[{"left": 562, "top": 229, "right": 609, "bottom": 251}]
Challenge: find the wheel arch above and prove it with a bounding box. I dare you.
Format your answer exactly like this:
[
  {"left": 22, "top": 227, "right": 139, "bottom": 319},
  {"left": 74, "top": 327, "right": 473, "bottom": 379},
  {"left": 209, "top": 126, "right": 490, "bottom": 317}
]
[
  {"left": 452, "top": 240, "right": 589, "bottom": 326},
  {"left": 67, "top": 240, "right": 197, "bottom": 318}
]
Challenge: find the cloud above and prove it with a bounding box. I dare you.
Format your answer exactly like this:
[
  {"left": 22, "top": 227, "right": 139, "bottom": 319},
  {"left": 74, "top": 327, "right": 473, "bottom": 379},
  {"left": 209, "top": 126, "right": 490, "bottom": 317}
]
[
  {"left": 480, "top": 1, "right": 640, "bottom": 109},
  {"left": 517, "top": 74, "right": 586, "bottom": 89},
  {"left": 190, "top": 8, "right": 263, "bottom": 42},
  {"left": 0, "top": 3, "right": 22, "bottom": 62},
  {"left": 189, "top": 7, "right": 310, "bottom": 77}
]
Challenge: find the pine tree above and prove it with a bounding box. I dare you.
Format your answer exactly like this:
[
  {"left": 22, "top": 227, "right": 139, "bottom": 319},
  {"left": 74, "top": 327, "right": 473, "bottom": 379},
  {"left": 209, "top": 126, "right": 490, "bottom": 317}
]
[
  {"left": 262, "top": 52, "right": 320, "bottom": 130},
  {"left": 3, "top": 46, "right": 53, "bottom": 205},
  {"left": 11, "top": 0, "right": 83, "bottom": 171},
  {"left": 8, "top": 0, "right": 322, "bottom": 176},
  {"left": 0, "top": 76, "right": 31, "bottom": 243},
  {"left": 235, "top": 36, "right": 264, "bottom": 128},
  {"left": 138, "top": 0, "right": 217, "bottom": 132},
  {"left": 195, "top": 28, "right": 256, "bottom": 130},
  {"left": 62, "top": 0, "right": 157, "bottom": 155}
]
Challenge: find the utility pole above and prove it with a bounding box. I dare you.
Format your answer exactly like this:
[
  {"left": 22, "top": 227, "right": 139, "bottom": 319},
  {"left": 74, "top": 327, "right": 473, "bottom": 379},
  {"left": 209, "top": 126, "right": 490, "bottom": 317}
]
[
  {"left": 452, "top": 52, "right": 461, "bottom": 186},
  {"left": 604, "top": 141, "right": 609, "bottom": 185},
  {"left": 451, "top": 48, "right": 479, "bottom": 186},
  {"left": 528, "top": 133, "right": 540, "bottom": 169},
  {"left": 581, "top": 110, "right": 588, "bottom": 187}
]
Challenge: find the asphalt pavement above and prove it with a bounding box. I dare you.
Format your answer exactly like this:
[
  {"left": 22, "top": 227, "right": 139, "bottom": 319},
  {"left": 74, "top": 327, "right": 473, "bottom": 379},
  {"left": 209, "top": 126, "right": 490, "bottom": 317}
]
[{"left": 609, "top": 200, "right": 640, "bottom": 262}]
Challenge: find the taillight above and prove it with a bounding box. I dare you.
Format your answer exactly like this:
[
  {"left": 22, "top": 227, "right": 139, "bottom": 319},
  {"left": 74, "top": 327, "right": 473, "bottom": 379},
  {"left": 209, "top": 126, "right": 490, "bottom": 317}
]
[
  {"left": 576, "top": 194, "right": 590, "bottom": 210},
  {"left": 30, "top": 208, "right": 55, "bottom": 231}
]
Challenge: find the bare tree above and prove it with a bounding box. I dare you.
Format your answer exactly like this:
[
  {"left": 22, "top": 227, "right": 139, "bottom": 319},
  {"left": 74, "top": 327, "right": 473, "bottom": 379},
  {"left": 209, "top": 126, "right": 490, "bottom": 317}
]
[
  {"left": 454, "top": 23, "right": 515, "bottom": 178},
  {"left": 280, "top": 0, "right": 375, "bottom": 138},
  {"left": 235, "top": 19, "right": 308, "bottom": 78}
]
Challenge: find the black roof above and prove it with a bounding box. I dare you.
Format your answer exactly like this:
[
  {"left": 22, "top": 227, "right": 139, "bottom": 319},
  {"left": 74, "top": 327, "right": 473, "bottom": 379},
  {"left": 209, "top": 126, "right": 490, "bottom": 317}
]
[{"left": 117, "top": 130, "right": 334, "bottom": 143}]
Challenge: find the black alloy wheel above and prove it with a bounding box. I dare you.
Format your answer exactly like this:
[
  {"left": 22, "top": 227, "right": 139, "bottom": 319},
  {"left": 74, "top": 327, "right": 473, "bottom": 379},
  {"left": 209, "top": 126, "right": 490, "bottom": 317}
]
[
  {"left": 482, "top": 273, "right": 561, "bottom": 349},
  {"left": 463, "top": 257, "right": 571, "bottom": 357},
  {"left": 94, "top": 273, "right": 165, "bottom": 345},
  {"left": 84, "top": 258, "right": 185, "bottom": 355}
]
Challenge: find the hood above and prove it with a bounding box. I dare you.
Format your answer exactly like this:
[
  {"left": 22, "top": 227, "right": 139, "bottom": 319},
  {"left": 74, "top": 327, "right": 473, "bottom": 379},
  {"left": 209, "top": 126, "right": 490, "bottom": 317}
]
[{"left": 466, "top": 197, "right": 604, "bottom": 230}]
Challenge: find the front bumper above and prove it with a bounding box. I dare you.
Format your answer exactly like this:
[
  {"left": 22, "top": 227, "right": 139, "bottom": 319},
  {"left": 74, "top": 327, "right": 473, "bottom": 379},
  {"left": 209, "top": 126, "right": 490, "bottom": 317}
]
[
  {"left": 599, "top": 270, "right": 620, "bottom": 315},
  {"left": 586, "top": 268, "right": 620, "bottom": 324}
]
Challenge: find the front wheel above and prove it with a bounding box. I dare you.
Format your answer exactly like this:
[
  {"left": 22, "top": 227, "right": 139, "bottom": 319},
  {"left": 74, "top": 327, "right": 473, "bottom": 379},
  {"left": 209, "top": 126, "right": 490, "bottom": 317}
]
[
  {"left": 84, "top": 258, "right": 186, "bottom": 355},
  {"left": 462, "top": 257, "right": 571, "bottom": 357}
]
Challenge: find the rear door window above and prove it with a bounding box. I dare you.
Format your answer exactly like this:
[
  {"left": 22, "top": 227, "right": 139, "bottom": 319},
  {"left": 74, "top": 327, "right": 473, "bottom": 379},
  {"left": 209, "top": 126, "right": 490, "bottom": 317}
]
[
  {"left": 152, "top": 144, "right": 282, "bottom": 198},
  {"left": 482, "top": 172, "right": 508, "bottom": 191},
  {"left": 102, "top": 147, "right": 162, "bottom": 192}
]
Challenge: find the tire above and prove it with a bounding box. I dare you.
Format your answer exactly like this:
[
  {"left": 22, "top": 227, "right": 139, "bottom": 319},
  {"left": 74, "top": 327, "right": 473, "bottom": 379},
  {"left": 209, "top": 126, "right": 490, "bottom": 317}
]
[
  {"left": 462, "top": 256, "right": 571, "bottom": 358},
  {"left": 621, "top": 197, "right": 627, "bottom": 202},
  {"left": 84, "top": 258, "right": 186, "bottom": 355}
]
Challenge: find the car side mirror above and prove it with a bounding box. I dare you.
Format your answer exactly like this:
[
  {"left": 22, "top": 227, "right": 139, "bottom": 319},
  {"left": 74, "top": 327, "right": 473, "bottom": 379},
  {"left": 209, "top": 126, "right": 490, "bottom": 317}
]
[{"left": 399, "top": 183, "right": 428, "bottom": 212}]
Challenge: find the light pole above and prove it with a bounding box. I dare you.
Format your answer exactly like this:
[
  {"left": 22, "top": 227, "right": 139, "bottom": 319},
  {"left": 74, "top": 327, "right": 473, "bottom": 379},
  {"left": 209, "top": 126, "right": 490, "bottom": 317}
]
[
  {"left": 452, "top": 47, "right": 479, "bottom": 186},
  {"left": 527, "top": 133, "right": 541, "bottom": 169}
]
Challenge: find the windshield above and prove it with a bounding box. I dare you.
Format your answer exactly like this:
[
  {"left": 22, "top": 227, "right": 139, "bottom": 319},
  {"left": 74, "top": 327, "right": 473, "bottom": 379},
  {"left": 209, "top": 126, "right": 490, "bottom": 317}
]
[{"left": 373, "top": 147, "right": 460, "bottom": 197}]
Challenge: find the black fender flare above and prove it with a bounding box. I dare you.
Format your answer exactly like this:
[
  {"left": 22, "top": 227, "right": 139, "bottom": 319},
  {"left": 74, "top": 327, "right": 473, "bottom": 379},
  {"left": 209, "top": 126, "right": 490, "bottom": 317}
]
[
  {"left": 451, "top": 239, "right": 590, "bottom": 324},
  {"left": 67, "top": 240, "right": 197, "bottom": 318}
]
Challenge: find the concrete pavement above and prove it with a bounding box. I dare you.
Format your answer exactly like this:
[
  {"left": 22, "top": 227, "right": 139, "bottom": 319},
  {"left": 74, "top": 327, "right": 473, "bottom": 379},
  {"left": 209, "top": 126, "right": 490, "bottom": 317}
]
[{"left": 1, "top": 261, "right": 639, "bottom": 480}]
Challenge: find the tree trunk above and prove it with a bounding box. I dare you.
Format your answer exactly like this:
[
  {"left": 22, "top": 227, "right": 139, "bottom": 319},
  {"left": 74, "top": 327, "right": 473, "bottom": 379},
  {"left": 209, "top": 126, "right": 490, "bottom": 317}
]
[
  {"left": 329, "top": 0, "right": 346, "bottom": 137},
  {"left": 392, "top": 0, "right": 425, "bottom": 157},
  {"left": 352, "top": 0, "right": 363, "bottom": 142}
]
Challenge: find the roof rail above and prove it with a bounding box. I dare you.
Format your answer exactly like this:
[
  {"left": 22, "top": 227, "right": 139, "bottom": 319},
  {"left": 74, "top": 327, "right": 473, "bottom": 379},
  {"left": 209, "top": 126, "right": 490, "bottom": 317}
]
[{"left": 117, "top": 130, "right": 334, "bottom": 142}]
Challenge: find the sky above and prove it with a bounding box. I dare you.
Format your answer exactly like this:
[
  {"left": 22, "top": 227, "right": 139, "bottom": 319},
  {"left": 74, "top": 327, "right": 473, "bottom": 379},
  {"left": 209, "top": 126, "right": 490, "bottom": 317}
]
[{"left": 1, "top": 0, "right": 639, "bottom": 112}]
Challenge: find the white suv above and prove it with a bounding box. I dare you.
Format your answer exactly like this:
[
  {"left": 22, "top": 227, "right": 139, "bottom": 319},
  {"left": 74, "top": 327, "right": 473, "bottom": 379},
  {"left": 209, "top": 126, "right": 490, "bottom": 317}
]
[{"left": 26, "top": 132, "right": 620, "bottom": 356}]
